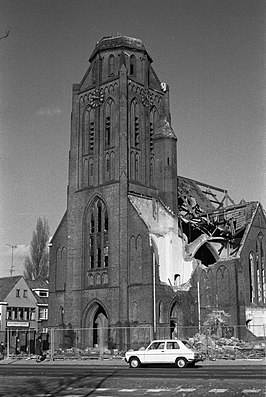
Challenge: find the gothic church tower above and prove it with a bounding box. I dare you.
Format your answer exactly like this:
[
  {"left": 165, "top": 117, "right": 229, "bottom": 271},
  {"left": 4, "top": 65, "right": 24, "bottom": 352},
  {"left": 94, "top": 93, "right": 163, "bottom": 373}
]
[{"left": 49, "top": 36, "right": 178, "bottom": 348}]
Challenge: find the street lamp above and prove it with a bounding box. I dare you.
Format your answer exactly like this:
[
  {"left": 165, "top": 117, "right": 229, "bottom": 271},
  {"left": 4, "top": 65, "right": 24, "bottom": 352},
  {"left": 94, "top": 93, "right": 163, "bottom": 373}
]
[{"left": 6, "top": 244, "right": 18, "bottom": 276}]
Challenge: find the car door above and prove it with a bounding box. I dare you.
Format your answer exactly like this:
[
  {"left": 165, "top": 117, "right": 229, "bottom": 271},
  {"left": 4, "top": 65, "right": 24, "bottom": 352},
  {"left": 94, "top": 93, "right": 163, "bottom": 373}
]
[
  {"left": 165, "top": 341, "right": 181, "bottom": 363},
  {"left": 144, "top": 341, "right": 166, "bottom": 363}
]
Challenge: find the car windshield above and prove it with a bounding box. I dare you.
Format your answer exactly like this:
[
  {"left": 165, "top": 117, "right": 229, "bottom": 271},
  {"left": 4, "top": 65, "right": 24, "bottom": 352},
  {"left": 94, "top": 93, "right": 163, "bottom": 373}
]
[{"left": 148, "top": 342, "right": 165, "bottom": 350}]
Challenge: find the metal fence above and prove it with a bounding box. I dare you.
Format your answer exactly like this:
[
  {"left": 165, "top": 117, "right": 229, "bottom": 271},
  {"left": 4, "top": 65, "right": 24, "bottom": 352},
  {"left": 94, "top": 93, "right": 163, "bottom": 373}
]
[{"left": 1, "top": 324, "right": 265, "bottom": 361}]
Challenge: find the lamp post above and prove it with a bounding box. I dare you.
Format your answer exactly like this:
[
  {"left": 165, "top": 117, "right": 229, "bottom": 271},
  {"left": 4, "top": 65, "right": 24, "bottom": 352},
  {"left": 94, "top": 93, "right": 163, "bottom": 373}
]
[
  {"left": 197, "top": 280, "right": 201, "bottom": 333},
  {"left": 6, "top": 244, "right": 18, "bottom": 276}
]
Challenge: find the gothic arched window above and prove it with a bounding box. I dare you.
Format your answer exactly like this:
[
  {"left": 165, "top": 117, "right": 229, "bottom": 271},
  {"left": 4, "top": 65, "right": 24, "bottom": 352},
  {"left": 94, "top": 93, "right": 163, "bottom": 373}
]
[
  {"left": 132, "top": 301, "right": 138, "bottom": 322},
  {"left": 108, "top": 54, "right": 115, "bottom": 76},
  {"left": 256, "top": 232, "right": 265, "bottom": 303},
  {"left": 130, "top": 99, "right": 140, "bottom": 148},
  {"left": 87, "top": 198, "right": 109, "bottom": 271},
  {"left": 149, "top": 107, "right": 158, "bottom": 152},
  {"left": 159, "top": 301, "right": 164, "bottom": 323},
  {"left": 83, "top": 107, "right": 95, "bottom": 154},
  {"left": 104, "top": 98, "right": 114, "bottom": 148},
  {"left": 249, "top": 251, "right": 255, "bottom": 303},
  {"left": 130, "top": 55, "right": 136, "bottom": 76}
]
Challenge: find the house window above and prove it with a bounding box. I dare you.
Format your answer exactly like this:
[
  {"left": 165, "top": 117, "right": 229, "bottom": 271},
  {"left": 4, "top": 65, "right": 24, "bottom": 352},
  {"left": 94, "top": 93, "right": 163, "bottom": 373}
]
[
  {"left": 39, "top": 308, "right": 48, "bottom": 320},
  {"left": 30, "top": 308, "right": 36, "bottom": 320},
  {"left": 7, "top": 308, "right": 12, "bottom": 319},
  {"left": 23, "top": 290, "right": 28, "bottom": 298},
  {"left": 16, "top": 289, "right": 20, "bottom": 297},
  {"left": 39, "top": 291, "right": 48, "bottom": 298}
]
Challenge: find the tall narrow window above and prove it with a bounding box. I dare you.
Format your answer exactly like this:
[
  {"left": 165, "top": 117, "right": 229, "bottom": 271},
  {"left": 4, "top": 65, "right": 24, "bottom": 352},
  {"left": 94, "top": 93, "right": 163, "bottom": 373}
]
[
  {"left": 83, "top": 107, "right": 95, "bottom": 155},
  {"left": 135, "top": 153, "right": 139, "bottom": 181},
  {"left": 89, "top": 119, "right": 95, "bottom": 152},
  {"left": 108, "top": 54, "right": 115, "bottom": 76},
  {"left": 105, "top": 116, "right": 111, "bottom": 146},
  {"left": 256, "top": 233, "right": 265, "bottom": 303},
  {"left": 87, "top": 198, "right": 108, "bottom": 271},
  {"left": 149, "top": 107, "right": 158, "bottom": 152},
  {"left": 130, "top": 55, "right": 136, "bottom": 76},
  {"left": 97, "top": 201, "right": 102, "bottom": 232},
  {"left": 104, "top": 99, "right": 114, "bottom": 148},
  {"left": 130, "top": 99, "right": 140, "bottom": 148},
  {"left": 249, "top": 252, "right": 255, "bottom": 303}
]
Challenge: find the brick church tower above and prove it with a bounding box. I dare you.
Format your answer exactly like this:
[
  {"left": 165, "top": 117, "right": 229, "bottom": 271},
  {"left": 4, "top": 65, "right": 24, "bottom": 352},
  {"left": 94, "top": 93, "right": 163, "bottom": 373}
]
[{"left": 48, "top": 36, "right": 178, "bottom": 348}]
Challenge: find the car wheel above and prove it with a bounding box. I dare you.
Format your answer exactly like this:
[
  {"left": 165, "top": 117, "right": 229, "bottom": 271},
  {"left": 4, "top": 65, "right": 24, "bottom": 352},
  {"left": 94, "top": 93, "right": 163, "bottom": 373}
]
[
  {"left": 175, "top": 357, "right": 187, "bottom": 368},
  {"left": 129, "top": 357, "right": 141, "bottom": 368}
]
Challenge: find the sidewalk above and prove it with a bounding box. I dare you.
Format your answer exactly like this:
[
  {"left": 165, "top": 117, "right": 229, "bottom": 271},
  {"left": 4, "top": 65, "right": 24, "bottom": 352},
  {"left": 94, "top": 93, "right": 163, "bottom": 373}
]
[{"left": 0, "top": 356, "right": 265, "bottom": 366}]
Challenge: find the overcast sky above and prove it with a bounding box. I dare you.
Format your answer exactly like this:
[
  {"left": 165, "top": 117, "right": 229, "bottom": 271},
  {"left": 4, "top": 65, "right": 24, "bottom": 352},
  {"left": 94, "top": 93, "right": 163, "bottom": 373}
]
[{"left": 0, "top": 0, "right": 265, "bottom": 277}]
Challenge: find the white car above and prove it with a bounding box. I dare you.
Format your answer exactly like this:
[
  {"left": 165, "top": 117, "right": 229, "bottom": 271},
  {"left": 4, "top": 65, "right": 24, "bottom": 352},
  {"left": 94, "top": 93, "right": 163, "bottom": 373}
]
[{"left": 125, "top": 339, "right": 203, "bottom": 368}]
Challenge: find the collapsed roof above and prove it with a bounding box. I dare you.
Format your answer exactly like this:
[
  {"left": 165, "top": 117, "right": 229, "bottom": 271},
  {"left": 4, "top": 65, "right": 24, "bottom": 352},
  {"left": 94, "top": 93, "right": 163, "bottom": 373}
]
[{"left": 178, "top": 176, "right": 258, "bottom": 262}]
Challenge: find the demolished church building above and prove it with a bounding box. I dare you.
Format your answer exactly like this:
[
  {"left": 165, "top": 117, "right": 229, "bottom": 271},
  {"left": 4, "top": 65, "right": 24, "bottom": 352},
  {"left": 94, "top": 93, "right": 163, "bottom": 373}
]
[{"left": 48, "top": 35, "right": 266, "bottom": 349}]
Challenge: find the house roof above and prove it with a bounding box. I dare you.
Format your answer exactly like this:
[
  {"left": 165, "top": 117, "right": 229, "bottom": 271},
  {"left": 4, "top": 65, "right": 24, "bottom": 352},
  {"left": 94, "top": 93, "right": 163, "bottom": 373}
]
[
  {"left": 25, "top": 279, "right": 48, "bottom": 290},
  {"left": 25, "top": 279, "right": 49, "bottom": 305},
  {"left": 0, "top": 276, "right": 23, "bottom": 301},
  {"left": 89, "top": 35, "right": 149, "bottom": 62}
]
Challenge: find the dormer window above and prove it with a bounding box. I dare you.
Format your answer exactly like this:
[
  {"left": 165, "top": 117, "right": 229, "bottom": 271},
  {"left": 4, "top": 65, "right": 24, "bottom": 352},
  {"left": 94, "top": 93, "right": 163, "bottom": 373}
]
[{"left": 39, "top": 290, "right": 48, "bottom": 297}]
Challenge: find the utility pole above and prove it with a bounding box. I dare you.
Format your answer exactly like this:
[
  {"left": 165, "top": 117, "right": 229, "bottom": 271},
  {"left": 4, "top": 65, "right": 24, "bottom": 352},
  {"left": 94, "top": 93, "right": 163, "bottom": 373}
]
[{"left": 6, "top": 244, "right": 18, "bottom": 276}]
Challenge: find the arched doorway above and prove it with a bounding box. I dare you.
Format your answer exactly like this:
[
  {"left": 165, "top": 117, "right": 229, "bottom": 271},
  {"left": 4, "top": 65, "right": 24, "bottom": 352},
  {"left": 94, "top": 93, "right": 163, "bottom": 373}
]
[
  {"left": 93, "top": 305, "right": 108, "bottom": 347},
  {"left": 82, "top": 301, "right": 109, "bottom": 349},
  {"left": 170, "top": 300, "right": 184, "bottom": 339}
]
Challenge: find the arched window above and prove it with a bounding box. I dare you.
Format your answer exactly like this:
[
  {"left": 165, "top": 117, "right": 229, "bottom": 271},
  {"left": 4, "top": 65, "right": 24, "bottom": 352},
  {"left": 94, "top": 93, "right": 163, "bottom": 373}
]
[
  {"left": 159, "top": 301, "right": 164, "bottom": 323},
  {"left": 104, "top": 99, "right": 114, "bottom": 148},
  {"left": 135, "top": 153, "right": 139, "bottom": 182},
  {"left": 83, "top": 107, "right": 95, "bottom": 154},
  {"left": 83, "top": 159, "right": 89, "bottom": 187},
  {"left": 132, "top": 301, "right": 138, "bottom": 322},
  {"left": 150, "top": 159, "right": 154, "bottom": 186},
  {"left": 149, "top": 107, "right": 158, "bottom": 153},
  {"left": 87, "top": 198, "right": 109, "bottom": 271},
  {"left": 102, "top": 272, "right": 108, "bottom": 284},
  {"left": 249, "top": 251, "right": 255, "bottom": 303},
  {"left": 96, "top": 273, "right": 101, "bottom": 285},
  {"left": 105, "top": 153, "right": 110, "bottom": 182},
  {"left": 88, "top": 158, "right": 93, "bottom": 186},
  {"left": 88, "top": 273, "right": 94, "bottom": 286},
  {"left": 130, "top": 55, "right": 136, "bottom": 76},
  {"left": 130, "top": 99, "right": 140, "bottom": 148},
  {"left": 256, "top": 233, "right": 265, "bottom": 303},
  {"left": 108, "top": 54, "right": 115, "bottom": 76}
]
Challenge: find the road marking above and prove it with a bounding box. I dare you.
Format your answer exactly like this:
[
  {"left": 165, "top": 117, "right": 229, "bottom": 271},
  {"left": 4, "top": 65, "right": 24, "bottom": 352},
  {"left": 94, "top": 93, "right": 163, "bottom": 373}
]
[
  {"left": 119, "top": 389, "right": 138, "bottom": 392},
  {"left": 145, "top": 390, "right": 164, "bottom": 393},
  {"left": 242, "top": 390, "right": 262, "bottom": 394},
  {"left": 176, "top": 389, "right": 197, "bottom": 393},
  {"left": 209, "top": 389, "right": 228, "bottom": 394},
  {"left": 97, "top": 389, "right": 111, "bottom": 392}
]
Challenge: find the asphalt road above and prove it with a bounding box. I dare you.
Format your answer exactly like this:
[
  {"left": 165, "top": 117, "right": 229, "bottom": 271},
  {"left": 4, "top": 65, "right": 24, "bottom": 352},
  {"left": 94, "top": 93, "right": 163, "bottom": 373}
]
[{"left": 0, "top": 364, "right": 265, "bottom": 396}]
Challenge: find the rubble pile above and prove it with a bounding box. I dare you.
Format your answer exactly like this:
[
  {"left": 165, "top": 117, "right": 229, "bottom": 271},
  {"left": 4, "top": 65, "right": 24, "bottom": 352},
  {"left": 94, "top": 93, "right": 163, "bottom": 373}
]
[
  {"left": 52, "top": 346, "right": 122, "bottom": 361},
  {"left": 189, "top": 333, "right": 266, "bottom": 360}
]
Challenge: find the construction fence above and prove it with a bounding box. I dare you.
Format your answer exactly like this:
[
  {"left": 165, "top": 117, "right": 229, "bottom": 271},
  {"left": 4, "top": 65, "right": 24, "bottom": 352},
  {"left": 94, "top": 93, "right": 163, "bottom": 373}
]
[{"left": 1, "top": 324, "right": 265, "bottom": 361}]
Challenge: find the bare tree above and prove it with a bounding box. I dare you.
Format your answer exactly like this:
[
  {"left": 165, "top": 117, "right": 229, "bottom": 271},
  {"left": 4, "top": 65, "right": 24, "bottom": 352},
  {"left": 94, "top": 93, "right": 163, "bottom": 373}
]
[{"left": 24, "top": 217, "right": 50, "bottom": 281}]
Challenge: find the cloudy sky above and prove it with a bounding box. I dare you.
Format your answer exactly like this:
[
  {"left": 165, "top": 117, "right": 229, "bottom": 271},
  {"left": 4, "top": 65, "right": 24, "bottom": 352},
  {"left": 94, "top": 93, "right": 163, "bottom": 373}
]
[{"left": 0, "top": 0, "right": 265, "bottom": 277}]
